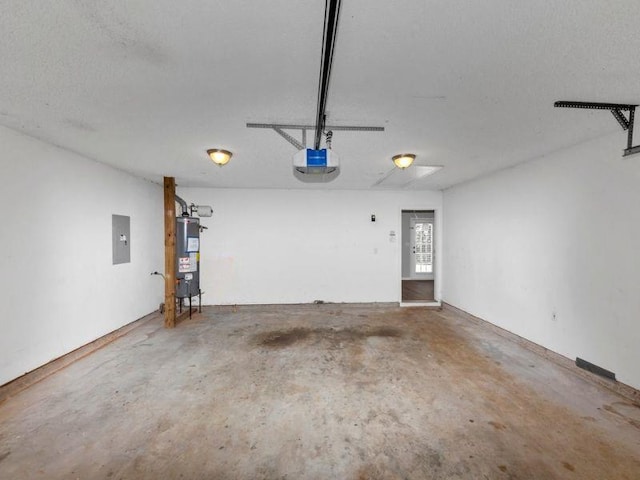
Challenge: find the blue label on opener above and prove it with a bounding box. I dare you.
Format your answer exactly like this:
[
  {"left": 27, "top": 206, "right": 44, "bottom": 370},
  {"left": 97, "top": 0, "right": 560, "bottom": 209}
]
[{"left": 306, "top": 149, "right": 327, "bottom": 166}]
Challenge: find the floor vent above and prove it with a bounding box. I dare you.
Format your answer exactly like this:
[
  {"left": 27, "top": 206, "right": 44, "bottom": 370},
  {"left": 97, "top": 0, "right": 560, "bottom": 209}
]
[{"left": 576, "top": 357, "right": 616, "bottom": 381}]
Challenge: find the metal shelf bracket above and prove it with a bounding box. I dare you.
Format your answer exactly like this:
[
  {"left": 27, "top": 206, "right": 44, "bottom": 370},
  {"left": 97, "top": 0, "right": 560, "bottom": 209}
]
[
  {"left": 246, "top": 123, "right": 384, "bottom": 150},
  {"left": 554, "top": 101, "right": 640, "bottom": 156}
]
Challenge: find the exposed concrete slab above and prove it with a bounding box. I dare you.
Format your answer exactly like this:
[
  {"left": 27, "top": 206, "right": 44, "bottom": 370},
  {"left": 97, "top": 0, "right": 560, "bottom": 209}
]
[{"left": 0, "top": 304, "right": 638, "bottom": 479}]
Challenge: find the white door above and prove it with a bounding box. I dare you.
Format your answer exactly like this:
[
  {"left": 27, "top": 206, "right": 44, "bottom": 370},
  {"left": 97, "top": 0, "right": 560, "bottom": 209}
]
[{"left": 410, "top": 217, "right": 434, "bottom": 280}]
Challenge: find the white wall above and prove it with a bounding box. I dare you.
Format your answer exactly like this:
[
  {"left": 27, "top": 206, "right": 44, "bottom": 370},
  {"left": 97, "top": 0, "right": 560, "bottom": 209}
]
[
  {"left": 443, "top": 133, "right": 640, "bottom": 389},
  {"left": 0, "top": 126, "right": 164, "bottom": 385},
  {"left": 179, "top": 188, "right": 442, "bottom": 305}
]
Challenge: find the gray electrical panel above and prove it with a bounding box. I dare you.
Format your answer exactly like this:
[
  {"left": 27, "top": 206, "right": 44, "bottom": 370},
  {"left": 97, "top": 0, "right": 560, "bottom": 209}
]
[
  {"left": 112, "top": 215, "right": 131, "bottom": 265},
  {"left": 176, "top": 216, "right": 200, "bottom": 298}
]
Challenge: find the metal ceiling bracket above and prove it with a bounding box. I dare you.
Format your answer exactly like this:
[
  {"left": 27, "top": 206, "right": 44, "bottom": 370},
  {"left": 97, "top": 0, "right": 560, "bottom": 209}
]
[
  {"left": 273, "top": 127, "right": 303, "bottom": 150},
  {"left": 611, "top": 108, "right": 629, "bottom": 130},
  {"left": 246, "top": 123, "right": 384, "bottom": 150},
  {"left": 554, "top": 101, "right": 639, "bottom": 156}
]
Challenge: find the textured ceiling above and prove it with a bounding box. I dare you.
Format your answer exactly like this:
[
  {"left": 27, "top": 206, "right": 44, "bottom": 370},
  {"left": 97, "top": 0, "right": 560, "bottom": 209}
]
[{"left": 2, "top": 1, "right": 640, "bottom": 190}]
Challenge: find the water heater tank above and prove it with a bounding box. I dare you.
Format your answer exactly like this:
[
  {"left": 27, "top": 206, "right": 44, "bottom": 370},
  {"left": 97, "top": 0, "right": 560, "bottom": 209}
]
[{"left": 175, "top": 216, "right": 200, "bottom": 299}]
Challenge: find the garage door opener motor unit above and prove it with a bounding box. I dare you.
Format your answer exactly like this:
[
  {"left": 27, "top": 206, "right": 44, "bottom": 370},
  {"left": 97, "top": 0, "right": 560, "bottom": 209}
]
[{"left": 293, "top": 148, "right": 339, "bottom": 175}]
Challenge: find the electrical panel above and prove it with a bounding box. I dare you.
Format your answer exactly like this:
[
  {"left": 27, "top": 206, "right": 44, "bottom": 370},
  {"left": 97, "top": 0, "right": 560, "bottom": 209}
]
[{"left": 112, "top": 214, "right": 130, "bottom": 265}]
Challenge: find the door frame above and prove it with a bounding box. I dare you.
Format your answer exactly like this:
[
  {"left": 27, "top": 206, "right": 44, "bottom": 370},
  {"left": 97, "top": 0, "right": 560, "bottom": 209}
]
[{"left": 399, "top": 207, "right": 442, "bottom": 307}]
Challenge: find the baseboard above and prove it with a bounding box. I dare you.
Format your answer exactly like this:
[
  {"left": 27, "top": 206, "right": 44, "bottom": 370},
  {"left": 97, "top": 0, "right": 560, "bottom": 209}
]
[
  {"left": 441, "top": 302, "right": 640, "bottom": 403},
  {"left": 0, "top": 310, "right": 162, "bottom": 404},
  {"left": 205, "top": 302, "right": 400, "bottom": 309}
]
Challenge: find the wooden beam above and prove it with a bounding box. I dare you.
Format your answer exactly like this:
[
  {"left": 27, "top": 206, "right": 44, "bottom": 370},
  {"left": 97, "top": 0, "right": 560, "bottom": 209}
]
[{"left": 164, "top": 177, "right": 177, "bottom": 328}]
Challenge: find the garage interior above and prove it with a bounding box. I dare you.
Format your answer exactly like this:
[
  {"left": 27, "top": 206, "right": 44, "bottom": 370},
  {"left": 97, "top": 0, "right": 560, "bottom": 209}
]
[{"left": 1, "top": 2, "right": 640, "bottom": 479}]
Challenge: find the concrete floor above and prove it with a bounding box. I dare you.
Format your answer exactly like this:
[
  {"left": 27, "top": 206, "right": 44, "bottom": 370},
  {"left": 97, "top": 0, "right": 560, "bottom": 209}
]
[{"left": 1, "top": 304, "right": 639, "bottom": 479}]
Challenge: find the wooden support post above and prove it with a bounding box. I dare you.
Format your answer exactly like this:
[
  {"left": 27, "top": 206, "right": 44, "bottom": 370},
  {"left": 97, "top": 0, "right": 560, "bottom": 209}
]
[{"left": 164, "top": 177, "right": 177, "bottom": 328}]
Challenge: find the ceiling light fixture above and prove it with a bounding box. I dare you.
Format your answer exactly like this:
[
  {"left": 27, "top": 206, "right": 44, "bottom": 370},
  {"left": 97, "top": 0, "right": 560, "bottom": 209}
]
[
  {"left": 392, "top": 153, "right": 415, "bottom": 169},
  {"left": 207, "top": 149, "right": 232, "bottom": 166}
]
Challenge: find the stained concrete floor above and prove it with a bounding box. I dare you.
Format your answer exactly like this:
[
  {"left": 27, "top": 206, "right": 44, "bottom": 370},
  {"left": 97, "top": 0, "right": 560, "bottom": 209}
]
[{"left": 1, "top": 305, "right": 639, "bottom": 479}]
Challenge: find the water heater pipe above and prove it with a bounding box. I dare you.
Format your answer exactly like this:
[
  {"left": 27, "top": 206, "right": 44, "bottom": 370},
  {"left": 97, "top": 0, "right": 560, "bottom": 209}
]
[{"left": 175, "top": 195, "right": 189, "bottom": 216}]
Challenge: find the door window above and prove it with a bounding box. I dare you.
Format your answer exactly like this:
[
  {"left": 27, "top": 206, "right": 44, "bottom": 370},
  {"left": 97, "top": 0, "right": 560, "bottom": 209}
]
[{"left": 414, "top": 222, "right": 433, "bottom": 273}]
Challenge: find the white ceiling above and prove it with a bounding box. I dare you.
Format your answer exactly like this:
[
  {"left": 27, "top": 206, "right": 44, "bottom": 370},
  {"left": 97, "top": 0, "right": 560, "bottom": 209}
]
[{"left": 2, "top": 1, "right": 640, "bottom": 190}]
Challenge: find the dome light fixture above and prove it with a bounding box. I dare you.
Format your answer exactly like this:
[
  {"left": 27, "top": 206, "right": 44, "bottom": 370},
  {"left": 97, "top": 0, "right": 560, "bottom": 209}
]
[
  {"left": 392, "top": 153, "right": 415, "bottom": 169},
  {"left": 207, "top": 149, "right": 233, "bottom": 166}
]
